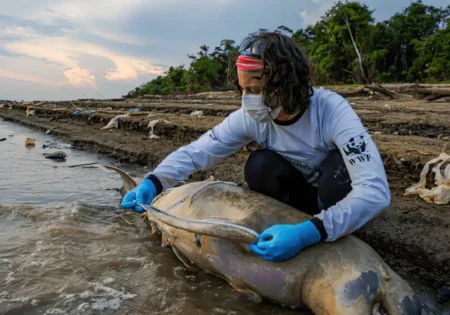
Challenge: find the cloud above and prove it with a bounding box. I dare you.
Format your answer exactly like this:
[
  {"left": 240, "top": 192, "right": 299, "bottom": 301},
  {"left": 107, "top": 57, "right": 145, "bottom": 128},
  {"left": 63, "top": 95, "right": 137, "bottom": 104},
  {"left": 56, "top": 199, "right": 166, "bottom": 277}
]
[
  {"left": 30, "top": 2, "right": 147, "bottom": 46},
  {"left": 63, "top": 68, "right": 96, "bottom": 88},
  {"left": 0, "top": 69, "right": 62, "bottom": 86},
  {"left": 3, "top": 0, "right": 449, "bottom": 100},
  {"left": 0, "top": 54, "right": 66, "bottom": 86},
  {"left": 300, "top": 0, "right": 334, "bottom": 26},
  {"left": 3, "top": 29, "right": 165, "bottom": 85},
  {"left": 300, "top": 10, "right": 319, "bottom": 26},
  {"left": 44, "top": 0, "right": 236, "bottom": 22},
  {"left": 0, "top": 14, "right": 73, "bottom": 37},
  {"left": 44, "top": 0, "right": 148, "bottom": 21},
  {"left": 0, "top": 9, "right": 165, "bottom": 98},
  {"left": 0, "top": 25, "right": 42, "bottom": 39}
]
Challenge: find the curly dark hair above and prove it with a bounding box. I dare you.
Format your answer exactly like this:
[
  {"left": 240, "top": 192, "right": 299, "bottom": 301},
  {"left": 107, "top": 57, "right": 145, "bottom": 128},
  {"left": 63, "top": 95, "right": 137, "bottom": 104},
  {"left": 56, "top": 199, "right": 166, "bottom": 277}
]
[{"left": 232, "top": 32, "right": 314, "bottom": 115}]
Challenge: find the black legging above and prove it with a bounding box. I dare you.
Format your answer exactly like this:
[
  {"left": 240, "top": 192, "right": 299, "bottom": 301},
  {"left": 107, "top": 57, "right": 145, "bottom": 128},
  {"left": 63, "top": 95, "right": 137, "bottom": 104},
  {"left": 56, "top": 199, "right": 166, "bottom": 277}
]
[{"left": 244, "top": 149, "right": 352, "bottom": 215}]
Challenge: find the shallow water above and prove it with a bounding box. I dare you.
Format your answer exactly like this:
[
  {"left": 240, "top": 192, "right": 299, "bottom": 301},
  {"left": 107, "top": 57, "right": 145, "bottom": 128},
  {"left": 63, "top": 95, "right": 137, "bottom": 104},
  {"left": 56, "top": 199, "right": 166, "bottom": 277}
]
[{"left": 0, "top": 119, "right": 304, "bottom": 315}]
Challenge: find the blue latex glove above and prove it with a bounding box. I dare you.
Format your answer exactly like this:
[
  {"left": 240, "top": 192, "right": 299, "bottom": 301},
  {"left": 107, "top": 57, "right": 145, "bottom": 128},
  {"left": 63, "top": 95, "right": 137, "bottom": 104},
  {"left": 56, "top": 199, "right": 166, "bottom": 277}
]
[
  {"left": 249, "top": 220, "right": 321, "bottom": 262},
  {"left": 120, "top": 179, "right": 157, "bottom": 213}
]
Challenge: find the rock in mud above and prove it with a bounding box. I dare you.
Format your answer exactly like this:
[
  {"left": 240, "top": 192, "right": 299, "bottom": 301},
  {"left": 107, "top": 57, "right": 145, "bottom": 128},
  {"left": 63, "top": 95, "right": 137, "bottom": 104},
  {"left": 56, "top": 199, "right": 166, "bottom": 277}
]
[
  {"left": 43, "top": 151, "right": 67, "bottom": 161},
  {"left": 437, "top": 282, "right": 450, "bottom": 304}
]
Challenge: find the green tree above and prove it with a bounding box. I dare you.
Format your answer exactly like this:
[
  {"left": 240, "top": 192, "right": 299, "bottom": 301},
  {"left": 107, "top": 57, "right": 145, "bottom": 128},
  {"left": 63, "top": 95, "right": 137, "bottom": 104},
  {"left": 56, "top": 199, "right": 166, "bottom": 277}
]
[
  {"left": 384, "top": 1, "right": 450, "bottom": 81},
  {"left": 294, "top": 1, "right": 376, "bottom": 84},
  {"left": 410, "top": 18, "right": 450, "bottom": 82}
]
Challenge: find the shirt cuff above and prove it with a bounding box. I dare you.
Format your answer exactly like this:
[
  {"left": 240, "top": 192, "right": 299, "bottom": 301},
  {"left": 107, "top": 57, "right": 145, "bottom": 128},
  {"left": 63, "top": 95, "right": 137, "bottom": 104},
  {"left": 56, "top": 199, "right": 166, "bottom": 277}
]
[
  {"left": 310, "top": 218, "right": 328, "bottom": 241},
  {"left": 144, "top": 174, "right": 163, "bottom": 195}
]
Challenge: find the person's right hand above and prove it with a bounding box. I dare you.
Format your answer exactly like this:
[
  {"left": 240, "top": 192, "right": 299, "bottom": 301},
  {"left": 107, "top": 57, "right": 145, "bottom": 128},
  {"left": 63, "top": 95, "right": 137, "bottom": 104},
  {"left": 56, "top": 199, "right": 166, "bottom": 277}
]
[{"left": 121, "top": 179, "right": 157, "bottom": 213}]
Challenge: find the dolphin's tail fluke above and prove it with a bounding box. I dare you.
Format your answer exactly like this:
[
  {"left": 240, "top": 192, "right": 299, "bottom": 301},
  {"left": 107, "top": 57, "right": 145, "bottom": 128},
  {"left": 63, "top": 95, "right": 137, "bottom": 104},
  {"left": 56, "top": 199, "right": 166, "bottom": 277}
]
[{"left": 104, "top": 165, "right": 138, "bottom": 195}]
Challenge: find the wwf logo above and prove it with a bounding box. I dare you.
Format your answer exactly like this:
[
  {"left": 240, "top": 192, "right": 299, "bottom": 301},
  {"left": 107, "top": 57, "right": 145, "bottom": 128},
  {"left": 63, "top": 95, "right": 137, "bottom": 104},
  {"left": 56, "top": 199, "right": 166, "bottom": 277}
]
[{"left": 343, "top": 135, "right": 366, "bottom": 156}]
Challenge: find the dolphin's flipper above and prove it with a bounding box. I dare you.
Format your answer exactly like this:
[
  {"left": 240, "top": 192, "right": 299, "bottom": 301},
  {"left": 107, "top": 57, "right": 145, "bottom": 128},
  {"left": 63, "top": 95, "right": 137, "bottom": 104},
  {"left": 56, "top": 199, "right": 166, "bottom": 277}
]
[
  {"left": 149, "top": 221, "right": 159, "bottom": 235},
  {"left": 172, "top": 246, "right": 200, "bottom": 272},
  {"left": 229, "top": 277, "right": 263, "bottom": 303}
]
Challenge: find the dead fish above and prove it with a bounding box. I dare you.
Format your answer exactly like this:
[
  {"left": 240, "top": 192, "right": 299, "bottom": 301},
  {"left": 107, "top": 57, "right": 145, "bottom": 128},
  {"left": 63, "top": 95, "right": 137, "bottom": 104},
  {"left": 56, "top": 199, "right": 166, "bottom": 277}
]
[
  {"left": 101, "top": 113, "right": 130, "bottom": 130},
  {"left": 190, "top": 110, "right": 204, "bottom": 117},
  {"left": 42, "top": 142, "right": 73, "bottom": 149},
  {"left": 43, "top": 151, "right": 67, "bottom": 161},
  {"left": 26, "top": 107, "right": 36, "bottom": 116},
  {"left": 107, "top": 166, "right": 421, "bottom": 315},
  {"left": 147, "top": 119, "right": 171, "bottom": 139}
]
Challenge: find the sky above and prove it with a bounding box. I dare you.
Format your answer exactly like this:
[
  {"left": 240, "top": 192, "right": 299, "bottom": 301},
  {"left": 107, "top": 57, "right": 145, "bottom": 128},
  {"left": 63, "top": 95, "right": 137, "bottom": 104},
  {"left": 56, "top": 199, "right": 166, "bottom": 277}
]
[{"left": 0, "top": 0, "right": 448, "bottom": 101}]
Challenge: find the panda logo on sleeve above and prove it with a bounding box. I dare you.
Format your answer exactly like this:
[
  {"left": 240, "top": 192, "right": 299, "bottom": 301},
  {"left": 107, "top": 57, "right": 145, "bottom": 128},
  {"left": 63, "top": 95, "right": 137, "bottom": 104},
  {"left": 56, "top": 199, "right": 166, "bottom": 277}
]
[{"left": 343, "top": 135, "right": 366, "bottom": 156}]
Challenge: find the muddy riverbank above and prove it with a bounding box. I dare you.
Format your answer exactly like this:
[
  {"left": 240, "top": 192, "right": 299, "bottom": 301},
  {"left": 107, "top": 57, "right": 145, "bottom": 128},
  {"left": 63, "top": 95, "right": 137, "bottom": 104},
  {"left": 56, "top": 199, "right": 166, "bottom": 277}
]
[{"left": 1, "top": 90, "right": 449, "bottom": 312}]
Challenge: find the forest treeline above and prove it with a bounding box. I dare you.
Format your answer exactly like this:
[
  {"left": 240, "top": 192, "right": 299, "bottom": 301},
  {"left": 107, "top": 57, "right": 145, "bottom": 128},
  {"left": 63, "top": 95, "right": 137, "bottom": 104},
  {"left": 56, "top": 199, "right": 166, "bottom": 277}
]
[{"left": 125, "top": 0, "right": 450, "bottom": 97}]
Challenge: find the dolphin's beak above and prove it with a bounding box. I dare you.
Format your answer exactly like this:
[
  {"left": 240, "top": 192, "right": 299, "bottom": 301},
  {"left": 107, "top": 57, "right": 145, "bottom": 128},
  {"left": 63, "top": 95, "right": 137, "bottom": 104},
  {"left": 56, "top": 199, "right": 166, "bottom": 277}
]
[{"left": 137, "top": 204, "right": 259, "bottom": 243}]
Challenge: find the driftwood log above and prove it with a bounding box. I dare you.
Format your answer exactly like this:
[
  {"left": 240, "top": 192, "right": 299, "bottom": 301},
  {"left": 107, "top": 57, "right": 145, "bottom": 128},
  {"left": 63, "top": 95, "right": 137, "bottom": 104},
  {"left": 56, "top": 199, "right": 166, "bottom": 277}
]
[
  {"left": 365, "top": 83, "right": 450, "bottom": 102},
  {"left": 407, "top": 88, "right": 450, "bottom": 101},
  {"left": 364, "top": 83, "right": 406, "bottom": 99}
]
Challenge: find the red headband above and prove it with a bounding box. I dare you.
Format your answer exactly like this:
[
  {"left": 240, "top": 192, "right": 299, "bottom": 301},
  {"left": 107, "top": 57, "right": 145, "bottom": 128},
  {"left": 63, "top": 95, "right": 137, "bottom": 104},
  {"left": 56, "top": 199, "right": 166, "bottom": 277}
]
[{"left": 236, "top": 55, "right": 264, "bottom": 71}]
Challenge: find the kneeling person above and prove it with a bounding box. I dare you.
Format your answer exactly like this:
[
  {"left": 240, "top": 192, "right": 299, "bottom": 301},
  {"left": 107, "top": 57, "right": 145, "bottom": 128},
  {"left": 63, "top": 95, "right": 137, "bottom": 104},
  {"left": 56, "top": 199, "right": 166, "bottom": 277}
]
[{"left": 121, "top": 32, "right": 391, "bottom": 262}]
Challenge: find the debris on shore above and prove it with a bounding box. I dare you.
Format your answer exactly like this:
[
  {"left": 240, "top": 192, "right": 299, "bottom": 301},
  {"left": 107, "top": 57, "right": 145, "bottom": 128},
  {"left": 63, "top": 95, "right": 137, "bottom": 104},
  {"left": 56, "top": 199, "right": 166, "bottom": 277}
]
[
  {"left": 404, "top": 153, "right": 450, "bottom": 204},
  {"left": 74, "top": 109, "right": 96, "bottom": 116},
  {"left": 42, "top": 142, "right": 73, "bottom": 149},
  {"left": 25, "top": 137, "right": 36, "bottom": 146}
]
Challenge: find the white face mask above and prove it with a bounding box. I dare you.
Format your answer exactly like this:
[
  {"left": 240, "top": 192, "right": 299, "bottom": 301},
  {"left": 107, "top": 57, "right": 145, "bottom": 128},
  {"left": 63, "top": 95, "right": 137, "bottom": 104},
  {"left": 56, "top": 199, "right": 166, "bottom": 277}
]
[{"left": 241, "top": 94, "right": 281, "bottom": 123}]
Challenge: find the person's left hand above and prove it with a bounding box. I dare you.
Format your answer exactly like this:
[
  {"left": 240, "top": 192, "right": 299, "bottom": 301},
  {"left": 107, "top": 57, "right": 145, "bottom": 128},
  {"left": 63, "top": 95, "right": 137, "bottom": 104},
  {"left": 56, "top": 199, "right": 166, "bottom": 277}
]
[
  {"left": 248, "top": 220, "right": 321, "bottom": 262},
  {"left": 120, "top": 179, "right": 157, "bottom": 213}
]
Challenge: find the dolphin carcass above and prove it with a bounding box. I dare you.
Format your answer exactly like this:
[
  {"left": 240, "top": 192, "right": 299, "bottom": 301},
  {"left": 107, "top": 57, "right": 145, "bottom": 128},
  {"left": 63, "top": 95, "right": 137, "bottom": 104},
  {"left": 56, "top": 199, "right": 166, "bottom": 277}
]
[{"left": 106, "top": 165, "right": 421, "bottom": 315}]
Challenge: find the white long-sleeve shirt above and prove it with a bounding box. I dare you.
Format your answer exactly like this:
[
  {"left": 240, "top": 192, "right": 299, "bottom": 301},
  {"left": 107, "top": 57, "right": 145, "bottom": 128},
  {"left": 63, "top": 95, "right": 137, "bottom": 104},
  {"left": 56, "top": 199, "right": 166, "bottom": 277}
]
[{"left": 147, "top": 87, "right": 391, "bottom": 241}]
